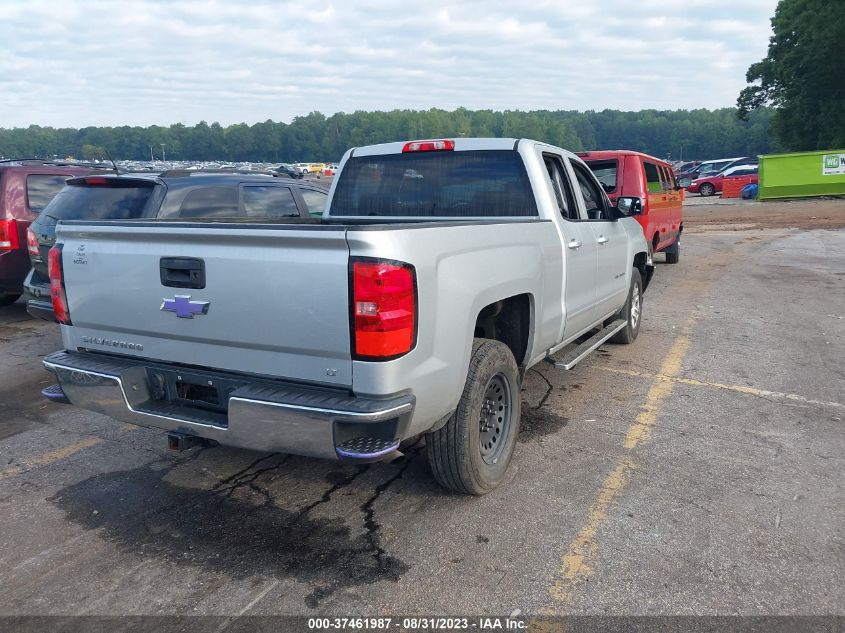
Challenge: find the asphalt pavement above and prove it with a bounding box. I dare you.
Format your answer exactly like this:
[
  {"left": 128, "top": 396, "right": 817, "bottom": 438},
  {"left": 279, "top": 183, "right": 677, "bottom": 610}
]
[{"left": 0, "top": 220, "right": 843, "bottom": 623}]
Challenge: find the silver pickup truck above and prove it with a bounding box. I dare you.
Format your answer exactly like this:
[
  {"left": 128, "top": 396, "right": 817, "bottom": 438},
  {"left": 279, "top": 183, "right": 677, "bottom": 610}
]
[{"left": 42, "top": 138, "right": 653, "bottom": 494}]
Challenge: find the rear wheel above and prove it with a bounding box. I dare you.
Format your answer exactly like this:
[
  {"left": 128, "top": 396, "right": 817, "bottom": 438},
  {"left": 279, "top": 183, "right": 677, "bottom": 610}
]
[
  {"left": 665, "top": 236, "right": 680, "bottom": 264},
  {"left": 0, "top": 293, "right": 21, "bottom": 307},
  {"left": 426, "top": 339, "right": 521, "bottom": 495},
  {"left": 699, "top": 183, "right": 715, "bottom": 197},
  {"left": 611, "top": 269, "right": 643, "bottom": 344}
]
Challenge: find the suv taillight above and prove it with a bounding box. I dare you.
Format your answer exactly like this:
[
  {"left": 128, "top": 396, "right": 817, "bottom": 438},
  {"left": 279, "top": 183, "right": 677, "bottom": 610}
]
[
  {"left": 48, "top": 245, "right": 71, "bottom": 325},
  {"left": 27, "top": 227, "right": 39, "bottom": 257},
  {"left": 351, "top": 259, "right": 416, "bottom": 360},
  {"left": 0, "top": 219, "right": 20, "bottom": 250}
]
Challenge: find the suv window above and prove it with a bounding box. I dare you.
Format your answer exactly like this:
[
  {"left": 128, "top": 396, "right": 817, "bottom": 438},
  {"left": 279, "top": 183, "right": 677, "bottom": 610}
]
[
  {"left": 585, "top": 160, "right": 618, "bottom": 193},
  {"left": 643, "top": 162, "right": 662, "bottom": 193},
  {"left": 178, "top": 187, "right": 239, "bottom": 218},
  {"left": 43, "top": 181, "right": 157, "bottom": 221},
  {"left": 300, "top": 189, "right": 328, "bottom": 217},
  {"left": 27, "top": 175, "right": 71, "bottom": 213},
  {"left": 330, "top": 150, "right": 538, "bottom": 217},
  {"left": 570, "top": 161, "right": 608, "bottom": 219},
  {"left": 242, "top": 186, "right": 299, "bottom": 218}
]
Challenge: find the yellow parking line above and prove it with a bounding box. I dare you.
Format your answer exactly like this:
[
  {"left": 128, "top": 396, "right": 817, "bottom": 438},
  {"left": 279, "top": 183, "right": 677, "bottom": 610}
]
[
  {"left": 548, "top": 327, "right": 694, "bottom": 605},
  {"left": 599, "top": 367, "right": 845, "bottom": 411},
  {"left": 0, "top": 437, "right": 102, "bottom": 482}
]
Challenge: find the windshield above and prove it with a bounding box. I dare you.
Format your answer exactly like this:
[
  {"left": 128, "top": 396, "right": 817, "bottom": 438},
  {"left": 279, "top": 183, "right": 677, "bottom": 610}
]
[
  {"left": 329, "top": 150, "right": 538, "bottom": 217},
  {"left": 42, "top": 181, "right": 157, "bottom": 222},
  {"left": 584, "top": 160, "right": 619, "bottom": 193}
]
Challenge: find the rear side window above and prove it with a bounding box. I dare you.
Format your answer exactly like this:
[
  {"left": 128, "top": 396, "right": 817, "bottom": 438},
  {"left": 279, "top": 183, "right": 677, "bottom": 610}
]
[
  {"left": 643, "top": 162, "right": 662, "bottom": 194},
  {"left": 659, "top": 165, "right": 675, "bottom": 190},
  {"left": 584, "top": 160, "right": 618, "bottom": 193},
  {"left": 43, "top": 181, "right": 156, "bottom": 221},
  {"left": 178, "top": 187, "right": 239, "bottom": 218},
  {"left": 300, "top": 189, "right": 328, "bottom": 217},
  {"left": 27, "top": 175, "right": 71, "bottom": 213},
  {"left": 242, "top": 186, "right": 299, "bottom": 218},
  {"left": 330, "top": 150, "right": 538, "bottom": 217}
]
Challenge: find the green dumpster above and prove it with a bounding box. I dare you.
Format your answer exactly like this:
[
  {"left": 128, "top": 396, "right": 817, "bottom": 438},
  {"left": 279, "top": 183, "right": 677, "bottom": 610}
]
[{"left": 758, "top": 149, "right": 845, "bottom": 200}]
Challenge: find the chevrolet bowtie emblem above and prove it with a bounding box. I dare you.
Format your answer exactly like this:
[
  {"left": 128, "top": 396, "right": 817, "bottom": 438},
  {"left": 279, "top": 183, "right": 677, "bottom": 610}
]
[{"left": 161, "top": 295, "right": 210, "bottom": 318}]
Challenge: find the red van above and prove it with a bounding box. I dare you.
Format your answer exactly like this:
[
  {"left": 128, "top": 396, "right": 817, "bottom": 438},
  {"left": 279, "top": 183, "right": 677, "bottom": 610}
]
[{"left": 580, "top": 150, "right": 683, "bottom": 263}]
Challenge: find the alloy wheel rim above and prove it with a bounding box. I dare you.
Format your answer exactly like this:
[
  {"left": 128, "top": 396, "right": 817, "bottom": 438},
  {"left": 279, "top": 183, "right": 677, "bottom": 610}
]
[
  {"left": 631, "top": 285, "right": 641, "bottom": 328},
  {"left": 478, "top": 373, "right": 512, "bottom": 465}
]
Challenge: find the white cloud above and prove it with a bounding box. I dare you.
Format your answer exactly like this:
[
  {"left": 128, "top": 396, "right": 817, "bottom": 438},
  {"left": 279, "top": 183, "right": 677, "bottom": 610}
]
[{"left": 0, "top": 0, "right": 779, "bottom": 127}]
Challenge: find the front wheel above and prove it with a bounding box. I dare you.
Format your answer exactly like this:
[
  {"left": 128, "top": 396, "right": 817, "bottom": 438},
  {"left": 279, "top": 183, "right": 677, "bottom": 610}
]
[
  {"left": 426, "top": 339, "right": 521, "bottom": 495},
  {"left": 699, "top": 183, "right": 715, "bottom": 197},
  {"left": 611, "top": 268, "right": 643, "bottom": 344},
  {"left": 665, "top": 236, "right": 680, "bottom": 264}
]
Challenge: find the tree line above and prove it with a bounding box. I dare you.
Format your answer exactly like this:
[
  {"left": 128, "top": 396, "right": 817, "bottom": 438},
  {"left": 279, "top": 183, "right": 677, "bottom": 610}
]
[{"left": 0, "top": 107, "right": 777, "bottom": 163}]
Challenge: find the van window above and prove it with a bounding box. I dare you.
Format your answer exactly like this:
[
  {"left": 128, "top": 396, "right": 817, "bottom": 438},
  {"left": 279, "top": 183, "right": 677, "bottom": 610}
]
[
  {"left": 44, "top": 181, "right": 157, "bottom": 221},
  {"left": 27, "top": 175, "right": 71, "bottom": 213},
  {"left": 584, "top": 160, "right": 618, "bottom": 193},
  {"left": 659, "top": 165, "right": 675, "bottom": 190},
  {"left": 178, "top": 187, "right": 239, "bottom": 218},
  {"left": 242, "top": 186, "right": 299, "bottom": 218},
  {"left": 330, "top": 150, "right": 538, "bottom": 217},
  {"left": 643, "top": 162, "right": 662, "bottom": 194}
]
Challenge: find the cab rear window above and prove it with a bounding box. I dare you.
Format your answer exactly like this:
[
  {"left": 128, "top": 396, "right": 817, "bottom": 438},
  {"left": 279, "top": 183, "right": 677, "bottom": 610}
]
[
  {"left": 44, "top": 181, "right": 157, "bottom": 221},
  {"left": 584, "top": 160, "right": 618, "bottom": 193},
  {"left": 329, "top": 150, "right": 538, "bottom": 217}
]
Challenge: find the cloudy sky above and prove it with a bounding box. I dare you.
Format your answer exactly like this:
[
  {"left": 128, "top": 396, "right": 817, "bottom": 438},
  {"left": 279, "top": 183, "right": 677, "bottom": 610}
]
[{"left": 0, "top": 0, "right": 779, "bottom": 128}]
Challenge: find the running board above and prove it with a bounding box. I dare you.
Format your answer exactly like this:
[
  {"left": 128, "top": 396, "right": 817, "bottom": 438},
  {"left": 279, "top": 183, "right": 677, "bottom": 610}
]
[{"left": 545, "top": 319, "right": 627, "bottom": 370}]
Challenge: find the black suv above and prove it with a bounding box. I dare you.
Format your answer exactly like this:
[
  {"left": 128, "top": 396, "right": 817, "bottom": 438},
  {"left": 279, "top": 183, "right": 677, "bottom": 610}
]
[{"left": 24, "top": 170, "right": 329, "bottom": 321}]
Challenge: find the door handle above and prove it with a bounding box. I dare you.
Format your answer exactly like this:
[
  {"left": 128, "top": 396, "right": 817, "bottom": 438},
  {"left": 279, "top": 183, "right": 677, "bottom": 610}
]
[
  {"left": 597, "top": 236, "right": 609, "bottom": 245},
  {"left": 567, "top": 239, "right": 582, "bottom": 250}
]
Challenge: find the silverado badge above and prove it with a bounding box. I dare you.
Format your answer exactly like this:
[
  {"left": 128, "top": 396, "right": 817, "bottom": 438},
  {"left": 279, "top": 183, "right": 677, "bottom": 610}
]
[{"left": 161, "top": 295, "right": 210, "bottom": 319}]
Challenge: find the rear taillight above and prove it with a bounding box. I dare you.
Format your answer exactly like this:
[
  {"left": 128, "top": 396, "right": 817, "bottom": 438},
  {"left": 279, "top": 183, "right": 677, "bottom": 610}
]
[
  {"left": 402, "top": 139, "right": 455, "bottom": 153},
  {"left": 351, "top": 259, "right": 416, "bottom": 360},
  {"left": 27, "top": 227, "right": 39, "bottom": 257},
  {"left": 48, "top": 245, "right": 71, "bottom": 325},
  {"left": 0, "top": 219, "right": 20, "bottom": 250}
]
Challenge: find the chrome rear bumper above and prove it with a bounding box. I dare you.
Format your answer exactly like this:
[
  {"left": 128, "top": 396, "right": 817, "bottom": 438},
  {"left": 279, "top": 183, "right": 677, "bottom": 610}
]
[{"left": 43, "top": 351, "right": 414, "bottom": 460}]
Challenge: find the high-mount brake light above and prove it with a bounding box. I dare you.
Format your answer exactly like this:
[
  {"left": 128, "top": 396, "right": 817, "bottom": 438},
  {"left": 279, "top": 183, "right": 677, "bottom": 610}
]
[
  {"left": 26, "top": 226, "right": 39, "bottom": 257},
  {"left": 351, "top": 259, "right": 417, "bottom": 360},
  {"left": 48, "top": 245, "right": 72, "bottom": 325},
  {"left": 0, "top": 219, "right": 20, "bottom": 250},
  {"left": 402, "top": 140, "right": 455, "bottom": 153},
  {"left": 84, "top": 177, "right": 109, "bottom": 185}
]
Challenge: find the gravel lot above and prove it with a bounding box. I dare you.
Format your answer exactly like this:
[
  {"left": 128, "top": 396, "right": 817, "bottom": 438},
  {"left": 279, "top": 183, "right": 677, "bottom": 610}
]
[{"left": 0, "top": 199, "right": 843, "bottom": 626}]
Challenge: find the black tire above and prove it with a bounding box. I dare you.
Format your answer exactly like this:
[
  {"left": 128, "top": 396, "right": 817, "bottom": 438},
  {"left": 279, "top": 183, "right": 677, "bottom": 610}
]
[
  {"left": 426, "top": 339, "right": 521, "bottom": 495},
  {"left": 0, "top": 293, "right": 21, "bottom": 307},
  {"left": 699, "top": 183, "right": 715, "bottom": 197},
  {"left": 665, "top": 236, "right": 680, "bottom": 264},
  {"left": 611, "top": 268, "right": 643, "bottom": 344}
]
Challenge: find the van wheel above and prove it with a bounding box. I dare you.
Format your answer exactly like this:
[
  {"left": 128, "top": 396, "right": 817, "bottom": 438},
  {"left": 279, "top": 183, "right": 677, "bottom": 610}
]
[
  {"left": 611, "top": 269, "right": 643, "bottom": 344},
  {"left": 665, "top": 237, "right": 680, "bottom": 264},
  {"left": 0, "top": 293, "right": 21, "bottom": 307},
  {"left": 699, "top": 183, "right": 715, "bottom": 197},
  {"left": 426, "top": 339, "right": 521, "bottom": 495}
]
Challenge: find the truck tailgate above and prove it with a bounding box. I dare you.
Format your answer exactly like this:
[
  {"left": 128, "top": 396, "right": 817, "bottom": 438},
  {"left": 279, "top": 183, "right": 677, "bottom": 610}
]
[{"left": 56, "top": 223, "right": 353, "bottom": 387}]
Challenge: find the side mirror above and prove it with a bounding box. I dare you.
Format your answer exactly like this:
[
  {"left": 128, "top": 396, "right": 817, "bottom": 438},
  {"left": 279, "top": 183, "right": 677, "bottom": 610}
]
[
  {"left": 678, "top": 177, "right": 692, "bottom": 188},
  {"left": 615, "top": 196, "right": 643, "bottom": 216}
]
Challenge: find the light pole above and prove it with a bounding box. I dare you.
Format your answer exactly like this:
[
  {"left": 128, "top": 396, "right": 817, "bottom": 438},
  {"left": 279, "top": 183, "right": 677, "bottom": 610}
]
[
  {"left": 160, "top": 144, "right": 166, "bottom": 162},
  {"left": 149, "top": 145, "right": 154, "bottom": 161}
]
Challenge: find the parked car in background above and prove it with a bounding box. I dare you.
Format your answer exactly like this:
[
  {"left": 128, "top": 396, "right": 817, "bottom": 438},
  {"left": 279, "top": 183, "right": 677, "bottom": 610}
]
[
  {"left": 274, "top": 163, "right": 304, "bottom": 179},
  {"left": 688, "top": 164, "right": 759, "bottom": 196},
  {"left": 322, "top": 164, "right": 339, "bottom": 177},
  {"left": 24, "top": 170, "right": 328, "bottom": 320},
  {"left": 0, "top": 160, "right": 107, "bottom": 306},
  {"left": 581, "top": 150, "right": 682, "bottom": 263}
]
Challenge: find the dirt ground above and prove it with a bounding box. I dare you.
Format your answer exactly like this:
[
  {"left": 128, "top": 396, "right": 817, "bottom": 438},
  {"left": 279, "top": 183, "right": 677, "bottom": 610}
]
[{"left": 683, "top": 196, "right": 845, "bottom": 231}]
